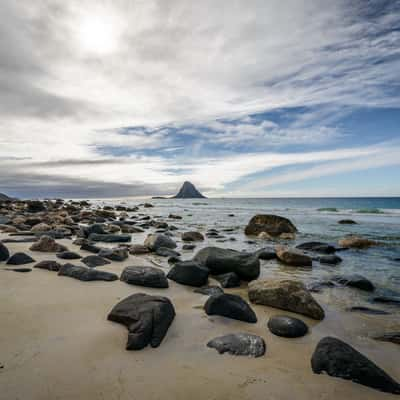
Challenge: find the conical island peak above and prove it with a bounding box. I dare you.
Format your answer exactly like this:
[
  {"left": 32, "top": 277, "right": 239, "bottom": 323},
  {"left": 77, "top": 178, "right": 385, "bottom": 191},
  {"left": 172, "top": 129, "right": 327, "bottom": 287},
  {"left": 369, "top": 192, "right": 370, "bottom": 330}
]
[{"left": 173, "top": 181, "right": 206, "bottom": 199}]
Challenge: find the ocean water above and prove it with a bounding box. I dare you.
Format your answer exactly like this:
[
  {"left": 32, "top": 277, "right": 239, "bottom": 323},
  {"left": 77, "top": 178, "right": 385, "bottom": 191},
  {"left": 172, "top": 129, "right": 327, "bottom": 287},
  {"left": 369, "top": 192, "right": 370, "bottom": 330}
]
[{"left": 96, "top": 197, "right": 400, "bottom": 312}]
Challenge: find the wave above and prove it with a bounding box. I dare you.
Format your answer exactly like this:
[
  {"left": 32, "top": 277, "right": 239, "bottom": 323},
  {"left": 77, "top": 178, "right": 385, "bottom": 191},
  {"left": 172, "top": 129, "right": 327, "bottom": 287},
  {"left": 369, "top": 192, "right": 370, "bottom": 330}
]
[
  {"left": 317, "top": 207, "right": 339, "bottom": 212},
  {"left": 356, "top": 208, "right": 385, "bottom": 214}
]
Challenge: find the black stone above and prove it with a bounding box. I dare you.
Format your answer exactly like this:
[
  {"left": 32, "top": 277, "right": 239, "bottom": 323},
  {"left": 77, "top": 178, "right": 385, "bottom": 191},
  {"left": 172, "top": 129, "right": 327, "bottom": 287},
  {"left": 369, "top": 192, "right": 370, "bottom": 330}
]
[
  {"left": 0, "top": 242, "right": 10, "bottom": 261},
  {"left": 372, "top": 296, "right": 400, "bottom": 305},
  {"left": 296, "top": 241, "right": 337, "bottom": 254},
  {"left": 80, "top": 243, "right": 101, "bottom": 254},
  {"left": 267, "top": 315, "right": 308, "bottom": 338},
  {"left": 204, "top": 293, "right": 257, "bottom": 323},
  {"left": 6, "top": 252, "right": 35, "bottom": 265},
  {"left": 311, "top": 336, "right": 400, "bottom": 394},
  {"left": 332, "top": 274, "right": 375, "bottom": 291},
  {"left": 5, "top": 267, "right": 31, "bottom": 272},
  {"left": 318, "top": 255, "right": 342, "bottom": 265},
  {"left": 255, "top": 248, "right": 276, "bottom": 260},
  {"left": 34, "top": 260, "right": 62, "bottom": 271},
  {"left": 214, "top": 272, "right": 240, "bottom": 288},
  {"left": 58, "top": 263, "right": 118, "bottom": 281},
  {"left": 207, "top": 333, "right": 265, "bottom": 357},
  {"left": 81, "top": 255, "right": 111, "bottom": 268},
  {"left": 167, "top": 260, "right": 209, "bottom": 287},
  {"left": 120, "top": 266, "right": 168, "bottom": 288},
  {"left": 347, "top": 306, "right": 390, "bottom": 315},
  {"left": 107, "top": 293, "right": 175, "bottom": 350},
  {"left": 56, "top": 251, "right": 82, "bottom": 260}
]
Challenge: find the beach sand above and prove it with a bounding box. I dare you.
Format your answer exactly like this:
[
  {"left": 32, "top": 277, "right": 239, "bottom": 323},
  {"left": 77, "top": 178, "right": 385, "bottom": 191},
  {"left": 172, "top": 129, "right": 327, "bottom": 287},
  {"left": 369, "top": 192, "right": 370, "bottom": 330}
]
[{"left": 1, "top": 235, "right": 399, "bottom": 400}]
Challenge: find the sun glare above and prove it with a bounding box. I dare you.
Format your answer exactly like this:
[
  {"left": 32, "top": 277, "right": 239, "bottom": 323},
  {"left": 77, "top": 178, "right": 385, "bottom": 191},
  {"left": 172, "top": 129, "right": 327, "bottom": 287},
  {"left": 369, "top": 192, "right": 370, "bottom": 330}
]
[{"left": 78, "top": 15, "right": 119, "bottom": 55}]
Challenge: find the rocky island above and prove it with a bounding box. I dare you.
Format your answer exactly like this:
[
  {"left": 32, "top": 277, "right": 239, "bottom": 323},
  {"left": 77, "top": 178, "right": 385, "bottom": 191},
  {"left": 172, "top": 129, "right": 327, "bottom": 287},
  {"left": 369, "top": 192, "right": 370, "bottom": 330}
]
[{"left": 172, "top": 181, "right": 206, "bottom": 199}]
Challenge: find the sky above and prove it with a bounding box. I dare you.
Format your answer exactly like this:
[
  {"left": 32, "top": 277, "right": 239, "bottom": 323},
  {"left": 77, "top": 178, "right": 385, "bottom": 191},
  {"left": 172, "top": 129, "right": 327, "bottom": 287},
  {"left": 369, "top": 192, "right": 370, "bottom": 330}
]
[{"left": 0, "top": 0, "right": 399, "bottom": 198}]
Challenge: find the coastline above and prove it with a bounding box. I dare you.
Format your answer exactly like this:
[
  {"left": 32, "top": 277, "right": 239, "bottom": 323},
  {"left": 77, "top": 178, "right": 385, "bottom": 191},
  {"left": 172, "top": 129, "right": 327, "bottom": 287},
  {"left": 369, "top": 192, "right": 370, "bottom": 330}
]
[{"left": 1, "top": 235, "right": 399, "bottom": 400}]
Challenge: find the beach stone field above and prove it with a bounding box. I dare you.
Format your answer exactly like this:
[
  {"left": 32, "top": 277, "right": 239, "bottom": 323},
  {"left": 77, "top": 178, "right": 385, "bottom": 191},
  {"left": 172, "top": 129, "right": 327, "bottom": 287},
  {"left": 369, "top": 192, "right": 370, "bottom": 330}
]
[{"left": 0, "top": 198, "right": 399, "bottom": 400}]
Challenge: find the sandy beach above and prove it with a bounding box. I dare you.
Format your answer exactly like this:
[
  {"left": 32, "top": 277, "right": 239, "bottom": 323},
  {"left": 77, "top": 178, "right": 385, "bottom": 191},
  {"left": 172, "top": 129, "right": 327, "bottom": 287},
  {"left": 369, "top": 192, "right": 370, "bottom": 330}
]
[{"left": 1, "top": 235, "right": 399, "bottom": 400}]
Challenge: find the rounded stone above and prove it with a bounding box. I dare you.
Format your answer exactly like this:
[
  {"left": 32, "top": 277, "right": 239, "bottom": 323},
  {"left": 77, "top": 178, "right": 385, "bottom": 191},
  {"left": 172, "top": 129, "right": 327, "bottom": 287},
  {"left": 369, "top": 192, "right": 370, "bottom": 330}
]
[{"left": 267, "top": 315, "right": 308, "bottom": 338}]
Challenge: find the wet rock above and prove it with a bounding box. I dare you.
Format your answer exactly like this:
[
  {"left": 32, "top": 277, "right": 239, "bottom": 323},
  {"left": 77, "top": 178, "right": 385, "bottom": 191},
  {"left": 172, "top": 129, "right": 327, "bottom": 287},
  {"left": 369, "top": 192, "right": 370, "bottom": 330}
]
[
  {"left": 143, "top": 203, "right": 154, "bottom": 208},
  {"left": 34, "top": 260, "right": 62, "bottom": 271},
  {"left": 6, "top": 252, "right": 35, "bottom": 265},
  {"left": 58, "top": 263, "right": 118, "bottom": 281},
  {"left": 120, "top": 266, "right": 168, "bottom": 288},
  {"left": 194, "top": 286, "right": 224, "bottom": 296},
  {"left": 204, "top": 293, "right": 257, "bottom": 323},
  {"left": 155, "top": 247, "right": 181, "bottom": 257},
  {"left": 80, "top": 242, "right": 102, "bottom": 254},
  {"left": 30, "top": 235, "right": 68, "bottom": 252},
  {"left": 167, "top": 260, "right": 209, "bottom": 287},
  {"left": 167, "top": 255, "right": 181, "bottom": 264},
  {"left": 318, "top": 255, "right": 342, "bottom": 265},
  {"left": 194, "top": 246, "right": 260, "bottom": 281},
  {"left": 129, "top": 244, "right": 151, "bottom": 255},
  {"left": 56, "top": 251, "right": 82, "bottom": 260},
  {"left": 214, "top": 272, "right": 240, "bottom": 288},
  {"left": 5, "top": 267, "right": 31, "bottom": 272},
  {"left": 207, "top": 333, "right": 265, "bottom": 357},
  {"left": 81, "top": 255, "right": 111, "bottom": 268},
  {"left": 338, "top": 219, "right": 357, "bottom": 224},
  {"left": 296, "top": 241, "right": 336, "bottom": 254},
  {"left": 332, "top": 274, "right": 375, "bottom": 292},
  {"left": 0, "top": 242, "right": 10, "bottom": 261},
  {"left": 267, "top": 315, "right": 308, "bottom": 338},
  {"left": 373, "top": 332, "right": 400, "bottom": 345},
  {"left": 98, "top": 247, "right": 128, "bottom": 262},
  {"left": 311, "top": 336, "right": 400, "bottom": 394},
  {"left": 168, "top": 214, "right": 182, "bottom": 219},
  {"left": 347, "top": 306, "right": 389, "bottom": 315},
  {"left": 249, "top": 279, "right": 325, "bottom": 320},
  {"left": 245, "top": 214, "right": 297, "bottom": 238},
  {"left": 181, "top": 231, "right": 204, "bottom": 242},
  {"left": 182, "top": 244, "right": 196, "bottom": 251},
  {"left": 144, "top": 234, "right": 177, "bottom": 251},
  {"left": 107, "top": 293, "right": 175, "bottom": 350},
  {"left": 276, "top": 246, "right": 312, "bottom": 266},
  {"left": 255, "top": 248, "right": 276, "bottom": 260},
  {"left": 338, "top": 235, "right": 378, "bottom": 249},
  {"left": 89, "top": 233, "right": 131, "bottom": 243}
]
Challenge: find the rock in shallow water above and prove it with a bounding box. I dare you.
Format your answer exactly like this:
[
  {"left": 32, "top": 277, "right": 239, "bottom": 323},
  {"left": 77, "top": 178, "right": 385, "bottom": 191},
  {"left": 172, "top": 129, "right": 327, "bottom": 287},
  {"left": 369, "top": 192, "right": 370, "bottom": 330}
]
[
  {"left": 107, "top": 293, "right": 175, "bottom": 350},
  {"left": 338, "top": 235, "right": 378, "bottom": 249},
  {"left": 207, "top": 333, "right": 265, "bottom": 357},
  {"left": 267, "top": 315, "right": 308, "bottom": 338},
  {"left": 167, "top": 260, "right": 209, "bottom": 287},
  {"left": 248, "top": 279, "right": 325, "bottom": 320},
  {"left": 318, "top": 255, "right": 342, "bottom": 265},
  {"left": 296, "top": 241, "right": 336, "bottom": 254},
  {"left": 311, "top": 336, "right": 400, "bottom": 394},
  {"left": 120, "top": 266, "right": 168, "bottom": 288},
  {"left": 194, "top": 246, "right": 260, "bottom": 281},
  {"left": 58, "top": 263, "right": 118, "bottom": 281},
  {"left": 332, "top": 274, "right": 375, "bottom": 292},
  {"left": 276, "top": 246, "right": 312, "bottom": 266},
  {"left": 245, "top": 214, "right": 297, "bottom": 238},
  {"left": 373, "top": 332, "right": 400, "bottom": 345},
  {"left": 6, "top": 252, "right": 35, "bottom": 265},
  {"left": 204, "top": 293, "right": 257, "bottom": 323}
]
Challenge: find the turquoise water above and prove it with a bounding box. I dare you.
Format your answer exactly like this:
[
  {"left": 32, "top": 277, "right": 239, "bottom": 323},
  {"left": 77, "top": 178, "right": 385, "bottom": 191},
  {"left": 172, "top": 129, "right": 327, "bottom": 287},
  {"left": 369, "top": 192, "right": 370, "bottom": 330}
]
[{"left": 98, "top": 197, "right": 400, "bottom": 312}]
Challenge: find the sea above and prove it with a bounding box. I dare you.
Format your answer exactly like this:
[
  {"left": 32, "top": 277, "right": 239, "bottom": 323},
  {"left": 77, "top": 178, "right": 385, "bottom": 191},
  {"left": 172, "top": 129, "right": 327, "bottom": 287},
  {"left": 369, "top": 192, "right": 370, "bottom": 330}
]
[{"left": 94, "top": 197, "right": 400, "bottom": 312}]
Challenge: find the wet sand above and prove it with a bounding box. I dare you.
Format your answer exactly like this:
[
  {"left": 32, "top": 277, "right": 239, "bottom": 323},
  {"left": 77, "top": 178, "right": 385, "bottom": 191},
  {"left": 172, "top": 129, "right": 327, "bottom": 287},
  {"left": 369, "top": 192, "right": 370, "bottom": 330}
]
[{"left": 1, "top": 235, "right": 399, "bottom": 400}]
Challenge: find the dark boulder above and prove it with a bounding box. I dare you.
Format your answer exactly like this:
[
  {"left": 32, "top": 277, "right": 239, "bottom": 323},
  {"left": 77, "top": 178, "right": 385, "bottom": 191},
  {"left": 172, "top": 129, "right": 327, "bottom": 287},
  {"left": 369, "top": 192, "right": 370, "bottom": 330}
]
[
  {"left": 58, "top": 264, "right": 118, "bottom": 281},
  {"left": 56, "top": 251, "right": 82, "bottom": 260},
  {"left": 204, "top": 293, "right": 257, "bottom": 323},
  {"left": 338, "top": 219, "right": 357, "bottom": 224},
  {"left": 26, "top": 200, "right": 46, "bottom": 213},
  {"left": 129, "top": 244, "right": 151, "bottom": 255},
  {"left": 155, "top": 247, "right": 181, "bottom": 257},
  {"left": 207, "top": 333, "right": 265, "bottom": 357},
  {"left": 214, "top": 272, "right": 240, "bottom": 288},
  {"left": 167, "top": 260, "right": 209, "bottom": 287},
  {"left": 311, "top": 336, "right": 400, "bottom": 394},
  {"left": 332, "top": 274, "right": 375, "bottom": 292},
  {"left": 276, "top": 246, "right": 312, "bottom": 266},
  {"left": 120, "top": 266, "right": 168, "bottom": 288},
  {"left": 144, "top": 234, "right": 177, "bottom": 251},
  {"left": 80, "top": 242, "right": 102, "bottom": 254},
  {"left": 6, "top": 252, "right": 35, "bottom": 265},
  {"left": 81, "top": 255, "right": 111, "bottom": 268},
  {"left": 34, "top": 260, "right": 62, "bottom": 271},
  {"left": 245, "top": 214, "right": 297, "bottom": 238},
  {"left": 0, "top": 242, "right": 10, "bottom": 261},
  {"left": 5, "top": 267, "right": 32, "bottom": 272},
  {"left": 267, "top": 315, "right": 308, "bottom": 338},
  {"left": 98, "top": 247, "right": 128, "bottom": 262},
  {"left": 194, "top": 286, "right": 224, "bottom": 296},
  {"left": 255, "top": 248, "right": 276, "bottom": 260},
  {"left": 194, "top": 246, "right": 260, "bottom": 281},
  {"left": 107, "top": 293, "right": 175, "bottom": 350}
]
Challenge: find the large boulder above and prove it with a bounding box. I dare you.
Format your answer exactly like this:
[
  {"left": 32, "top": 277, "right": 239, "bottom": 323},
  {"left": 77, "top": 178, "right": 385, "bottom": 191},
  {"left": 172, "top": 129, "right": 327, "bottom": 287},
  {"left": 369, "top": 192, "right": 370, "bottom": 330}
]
[
  {"left": 338, "top": 235, "right": 378, "bottom": 249},
  {"left": 194, "top": 247, "right": 260, "bottom": 281},
  {"left": 107, "top": 293, "right": 175, "bottom": 350},
  {"left": 276, "top": 246, "right": 312, "bottom": 266},
  {"left": 248, "top": 279, "right": 325, "bottom": 320},
  {"left": 267, "top": 315, "right": 308, "bottom": 338},
  {"left": 311, "top": 337, "right": 400, "bottom": 394},
  {"left": 30, "top": 235, "right": 68, "bottom": 252},
  {"left": 0, "top": 242, "right": 10, "bottom": 261},
  {"left": 6, "top": 252, "right": 35, "bottom": 265},
  {"left": 207, "top": 333, "right": 265, "bottom": 357},
  {"left": 181, "top": 231, "right": 204, "bottom": 242},
  {"left": 204, "top": 293, "right": 257, "bottom": 323},
  {"left": 245, "top": 214, "right": 297, "bottom": 238},
  {"left": 167, "top": 260, "right": 209, "bottom": 287},
  {"left": 58, "top": 264, "right": 118, "bottom": 281},
  {"left": 144, "top": 234, "right": 177, "bottom": 251},
  {"left": 120, "top": 266, "right": 168, "bottom": 288}
]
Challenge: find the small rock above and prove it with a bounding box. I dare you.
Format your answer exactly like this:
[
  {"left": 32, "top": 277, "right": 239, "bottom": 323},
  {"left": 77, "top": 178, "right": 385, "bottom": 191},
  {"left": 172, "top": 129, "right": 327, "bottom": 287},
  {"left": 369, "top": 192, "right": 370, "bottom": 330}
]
[
  {"left": 207, "top": 333, "right": 265, "bottom": 357},
  {"left": 5, "top": 267, "right": 32, "bottom": 273},
  {"left": 30, "top": 235, "right": 68, "bottom": 252},
  {"left": 81, "top": 255, "right": 111, "bottom": 268},
  {"left": 58, "top": 264, "right": 118, "bottom": 281},
  {"left": 181, "top": 231, "right": 204, "bottom": 242},
  {"left": 34, "top": 260, "right": 62, "bottom": 271},
  {"left": 347, "top": 306, "right": 389, "bottom": 315},
  {"left": 56, "top": 251, "right": 82, "bottom": 260},
  {"left": 276, "top": 246, "right": 312, "bottom": 266},
  {"left": 98, "top": 247, "right": 128, "bottom": 262},
  {"left": 167, "top": 260, "right": 209, "bottom": 287},
  {"left": 155, "top": 247, "right": 181, "bottom": 257},
  {"left": 194, "top": 286, "right": 224, "bottom": 296},
  {"left": 6, "top": 252, "right": 35, "bottom": 265},
  {"left": 0, "top": 242, "right": 10, "bottom": 261},
  {"left": 338, "top": 235, "right": 378, "bottom": 249},
  {"left": 89, "top": 233, "right": 131, "bottom": 243},
  {"left": 267, "top": 315, "right": 308, "bottom": 338},
  {"left": 80, "top": 242, "right": 102, "bottom": 254},
  {"left": 120, "top": 266, "right": 168, "bottom": 288},
  {"left": 318, "top": 255, "right": 342, "bottom": 265},
  {"left": 182, "top": 244, "right": 196, "bottom": 251},
  {"left": 255, "top": 248, "right": 276, "bottom": 260},
  {"left": 332, "top": 274, "right": 375, "bottom": 291},
  {"left": 338, "top": 219, "right": 357, "bottom": 224},
  {"left": 373, "top": 332, "right": 400, "bottom": 345},
  {"left": 144, "top": 234, "right": 177, "bottom": 251},
  {"left": 296, "top": 241, "right": 336, "bottom": 254}
]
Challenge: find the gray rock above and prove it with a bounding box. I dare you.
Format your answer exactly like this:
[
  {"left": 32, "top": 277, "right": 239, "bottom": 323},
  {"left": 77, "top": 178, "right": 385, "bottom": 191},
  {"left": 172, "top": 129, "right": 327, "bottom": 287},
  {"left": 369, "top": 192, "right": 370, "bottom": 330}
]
[
  {"left": 56, "top": 251, "right": 82, "bottom": 260},
  {"left": 34, "top": 260, "right": 62, "bottom": 271},
  {"left": 120, "top": 266, "right": 168, "bottom": 288},
  {"left": 89, "top": 233, "right": 131, "bottom": 243},
  {"left": 267, "top": 315, "right": 308, "bottom": 338},
  {"left": 167, "top": 260, "right": 209, "bottom": 287},
  {"left": 144, "top": 234, "right": 177, "bottom": 251},
  {"left": 5, "top": 267, "right": 31, "bottom": 273},
  {"left": 98, "top": 247, "right": 128, "bottom": 262},
  {"left": 81, "top": 255, "right": 111, "bottom": 268},
  {"left": 207, "top": 333, "right": 265, "bottom": 357},
  {"left": 58, "top": 263, "right": 118, "bottom": 281},
  {"left": 194, "top": 286, "right": 224, "bottom": 296},
  {"left": 80, "top": 243, "right": 102, "bottom": 254},
  {"left": 332, "top": 274, "right": 375, "bottom": 291}
]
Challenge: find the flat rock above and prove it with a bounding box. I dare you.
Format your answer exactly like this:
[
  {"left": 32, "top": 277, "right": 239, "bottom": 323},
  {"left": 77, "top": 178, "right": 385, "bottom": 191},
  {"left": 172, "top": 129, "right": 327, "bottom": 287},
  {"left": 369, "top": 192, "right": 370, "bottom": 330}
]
[
  {"left": 373, "top": 296, "right": 400, "bottom": 305},
  {"left": 6, "top": 252, "right": 35, "bottom": 265},
  {"left": 296, "top": 241, "right": 336, "bottom": 254},
  {"left": 56, "top": 251, "right": 82, "bottom": 260},
  {"left": 30, "top": 235, "right": 68, "bottom": 252},
  {"left": 80, "top": 243, "right": 102, "bottom": 254},
  {"left": 338, "top": 219, "right": 357, "bottom": 224},
  {"left": 338, "top": 235, "right": 378, "bottom": 249},
  {"left": 248, "top": 279, "right": 325, "bottom": 320},
  {"left": 194, "top": 246, "right": 260, "bottom": 281},
  {"left": 318, "top": 255, "right": 342, "bottom": 265},
  {"left": 267, "top": 315, "right": 308, "bottom": 338},
  {"left": 347, "top": 306, "right": 389, "bottom": 315},
  {"left": 214, "top": 272, "right": 241, "bottom": 288},
  {"left": 181, "top": 231, "right": 204, "bottom": 242},
  {"left": 129, "top": 244, "right": 151, "bottom": 255},
  {"left": 332, "top": 274, "right": 375, "bottom": 291},
  {"left": 58, "top": 263, "right": 118, "bottom": 281},
  {"left": 204, "top": 293, "right": 257, "bottom": 323},
  {"left": 167, "top": 260, "right": 209, "bottom": 287},
  {"left": 0, "top": 242, "right": 10, "bottom": 261},
  {"left": 245, "top": 214, "right": 297, "bottom": 238},
  {"left": 98, "top": 247, "right": 128, "bottom": 262},
  {"left": 89, "top": 233, "right": 131, "bottom": 243},
  {"left": 5, "top": 267, "right": 32, "bottom": 273},
  {"left": 120, "top": 266, "right": 168, "bottom": 288},
  {"left": 194, "top": 286, "right": 224, "bottom": 296},
  {"left": 373, "top": 332, "right": 400, "bottom": 345},
  {"left": 311, "top": 336, "right": 400, "bottom": 394},
  {"left": 107, "top": 293, "right": 175, "bottom": 350},
  {"left": 34, "top": 260, "right": 62, "bottom": 271},
  {"left": 81, "top": 255, "right": 111, "bottom": 268},
  {"left": 155, "top": 247, "right": 181, "bottom": 257},
  {"left": 144, "top": 234, "right": 177, "bottom": 251},
  {"left": 276, "top": 246, "right": 312, "bottom": 266},
  {"left": 207, "top": 333, "right": 265, "bottom": 357}
]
